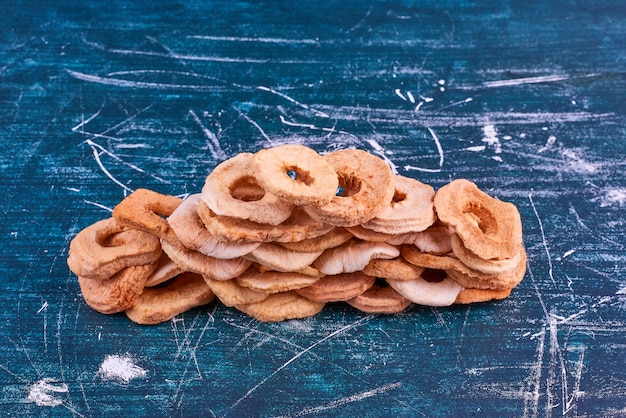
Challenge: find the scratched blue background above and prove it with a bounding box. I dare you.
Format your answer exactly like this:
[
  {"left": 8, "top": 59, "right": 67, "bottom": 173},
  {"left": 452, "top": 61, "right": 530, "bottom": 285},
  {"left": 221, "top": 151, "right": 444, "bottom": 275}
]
[{"left": 1, "top": 1, "right": 625, "bottom": 416}]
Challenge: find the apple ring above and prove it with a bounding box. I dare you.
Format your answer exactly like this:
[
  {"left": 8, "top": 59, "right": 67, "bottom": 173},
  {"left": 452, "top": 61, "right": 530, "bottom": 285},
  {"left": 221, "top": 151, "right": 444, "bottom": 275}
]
[
  {"left": 294, "top": 271, "right": 376, "bottom": 303},
  {"left": 203, "top": 275, "right": 269, "bottom": 307},
  {"left": 387, "top": 274, "right": 463, "bottom": 307},
  {"left": 346, "top": 284, "right": 411, "bottom": 314},
  {"left": 243, "top": 242, "right": 323, "bottom": 273},
  {"left": 236, "top": 265, "right": 320, "bottom": 293},
  {"left": 361, "top": 175, "right": 436, "bottom": 234},
  {"left": 250, "top": 144, "right": 339, "bottom": 206},
  {"left": 385, "top": 222, "right": 454, "bottom": 255},
  {"left": 279, "top": 228, "right": 353, "bottom": 253},
  {"left": 401, "top": 244, "right": 527, "bottom": 290},
  {"left": 450, "top": 233, "right": 523, "bottom": 274},
  {"left": 454, "top": 287, "right": 513, "bottom": 304},
  {"left": 125, "top": 272, "right": 215, "bottom": 325},
  {"left": 234, "top": 291, "right": 326, "bottom": 322},
  {"left": 434, "top": 179, "right": 522, "bottom": 260},
  {"left": 112, "top": 188, "right": 183, "bottom": 246},
  {"left": 197, "top": 202, "right": 334, "bottom": 243},
  {"left": 161, "top": 240, "right": 251, "bottom": 281},
  {"left": 169, "top": 194, "right": 260, "bottom": 259},
  {"left": 78, "top": 264, "right": 156, "bottom": 314},
  {"left": 67, "top": 218, "right": 161, "bottom": 281},
  {"left": 313, "top": 240, "right": 400, "bottom": 275},
  {"left": 201, "top": 153, "right": 294, "bottom": 225},
  {"left": 304, "top": 149, "right": 394, "bottom": 227},
  {"left": 362, "top": 257, "right": 425, "bottom": 281}
]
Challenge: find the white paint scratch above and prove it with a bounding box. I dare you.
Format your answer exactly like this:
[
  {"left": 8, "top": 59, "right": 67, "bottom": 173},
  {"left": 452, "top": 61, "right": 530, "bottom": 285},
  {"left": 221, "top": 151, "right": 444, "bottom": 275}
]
[
  {"left": 279, "top": 382, "right": 403, "bottom": 417},
  {"left": 258, "top": 86, "right": 329, "bottom": 118},
  {"left": 477, "top": 73, "right": 598, "bottom": 89},
  {"left": 84, "top": 139, "right": 169, "bottom": 187},
  {"left": 528, "top": 193, "right": 555, "bottom": 285},
  {"left": 233, "top": 106, "right": 274, "bottom": 145},
  {"left": 188, "top": 109, "right": 227, "bottom": 160},
  {"left": 558, "top": 249, "right": 576, "bottom": 261},
  {"left": 538, "top": 135, "right": 557, "bottom": 153},
  {"left": 189, "top": 35, "right": 319, "bottom": 44},
  {"left": 66, "top": 69, "right": 227, "bottom": 91},
  {"left": 394, "top": 89, "right": 407, "bottom": 101},
  {"left": 404, "top": 127, "right": 444, "bottom": 173},
  {"left": 71, "top": 103, "right": 104, "bottom": 132},
  {"left": 465, "top": 145, "right": 486, "bottom": 152},
  {"left": 278, "top": 115, "right": 361, "bottom": 144},
  {"left": 523, "top": 328, "right": 545, "bottom": 418},
  {"left": 36, "top": 301, "right": 49, "bottom": 315},
  {"left": 97, "top": 354, "right": 147, "bottom": 384},
  {"left": 82, "top": 38, "right": 318, "bottom": 64},
  {"left": 364, "top": 138, "right": 398, "bottom": 174},
  {"left": 228, "top": 316, "right": 373, "bottom": 412},
  {"left": 83, "top": 200, "right": 113, "bottom": 213}
]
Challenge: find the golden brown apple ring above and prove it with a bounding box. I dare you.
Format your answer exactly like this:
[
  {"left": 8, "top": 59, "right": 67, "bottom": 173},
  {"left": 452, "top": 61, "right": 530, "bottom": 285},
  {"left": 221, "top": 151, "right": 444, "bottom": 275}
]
[
  {"left": 279, "top": 228, "right": 354, "bottom": 253},
  {"left": 450, "top": 233, "right": 522, "bottom": 275},
  {"left": 161, "top": 240, "right": 251, "bottom": 281},
  {"left": 294, "top": 271, "right": 376, "bottom": 303},
  {"left": 250, "top": 144, "right": 339, "bottom": 206},
  {"left": 345, "top": 225, "right": 395, "bottom": 242},
  {"left": 433, "top": 179, "right": 522, "bottom": 260},
  {"left": 197, "top": 202, "right": 334, "bottom": 243},
  {"left": 385, "top": 222, "right": 454, "bottom": 255},
  {"left": 361, "top": 175, "right": 436, "bottom": 234},
  {"left": 235, "top": 291, "right": 325, "bottom": 322},
  {"left": 236, "top": 266, "right": 320, "bottom": 293},
  {"left": 203, "top": 276, "right": 269, "bottom": 307},
  {"left": 304, "top": 149, "right": 394, "bottom": 227},
  {"left": 445, "top": 249, "right": 527, "bottom": 291},
  {"left": 401, "top": 244, "right": 527, "bottom": 290},
  {"left": 201, "top": 153, "right": 294, "bottom": 225},
  {"left": 112, "top": 188, "right": 183, "bottom": 246},
  {"left": 362, "top": 257, "right": 425, "bottom": 281},
  {"left": 78, "top": 263, "right": 156, "bottom": 314},
  {"left": 67, "top": 218, "right": 161, "bottom": 281},
  {"left": 125, "top": 272, "right": 215, "bottom": 325},
  {"left": 346, "top": 285, "right": 411, "bottom": 314},
  {"left": 169, "top": 194, "right": 260, "bottom": 259},
  {"left": 454, "top": 287, "right": 513, "bottom": 304}
]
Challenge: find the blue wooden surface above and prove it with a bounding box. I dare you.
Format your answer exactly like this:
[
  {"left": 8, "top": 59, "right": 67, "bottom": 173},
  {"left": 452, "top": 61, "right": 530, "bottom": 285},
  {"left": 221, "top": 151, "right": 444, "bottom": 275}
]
[{"left": 1, "top": 1, "right": 625, "bottom": 416}]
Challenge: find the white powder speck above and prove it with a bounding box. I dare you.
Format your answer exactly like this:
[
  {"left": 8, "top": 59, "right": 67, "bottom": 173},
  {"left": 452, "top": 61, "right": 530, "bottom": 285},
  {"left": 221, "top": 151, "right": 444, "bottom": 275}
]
[
  {"left": 561, "top": 149, "right": 597, "bottom": 173},
  {"left": 98, "top": 354, "right": 147, "bottom": 383},
  {"left": 482, "top": 124, "right": 502, "bottom": 153},
  {"left": 27, "top": 378, "right": 68, "bottom": 407},
  {"left": 601, "top": 188, "right": 626, "bottom": 207}
]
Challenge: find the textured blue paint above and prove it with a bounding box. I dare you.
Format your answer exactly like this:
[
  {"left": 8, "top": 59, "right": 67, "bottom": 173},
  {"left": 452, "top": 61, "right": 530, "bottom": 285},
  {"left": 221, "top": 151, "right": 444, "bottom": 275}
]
[{"left": 1, "top": 1, "right": 625, "bottom": 416}]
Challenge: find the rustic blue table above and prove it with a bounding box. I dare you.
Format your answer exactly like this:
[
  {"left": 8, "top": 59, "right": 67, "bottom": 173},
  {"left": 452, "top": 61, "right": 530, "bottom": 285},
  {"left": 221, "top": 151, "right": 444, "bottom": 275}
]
[{"left": 2, "top": 1, "right": 625, "bottom": 416}]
